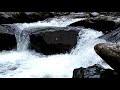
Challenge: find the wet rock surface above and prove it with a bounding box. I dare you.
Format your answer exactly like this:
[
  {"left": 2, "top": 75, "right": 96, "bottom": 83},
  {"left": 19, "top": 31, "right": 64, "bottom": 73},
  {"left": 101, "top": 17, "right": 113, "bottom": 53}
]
[
  {"left": 29, "top": 27, "right": 80, "bottom": 55},
  {"left": 73, "top": 64, "right": 119, "bottom": 79},
  {"left": 69, "top": 16, "right": 120, "bottom": 33},
  {"left": 0, "top": 24, "right": 16, "bottom": 35},
  {"left": 94, "top": 43, "right": 120, "bottom": 73},
  {"left": 0, "top": 24, "right": 16, "bottom": 51}
]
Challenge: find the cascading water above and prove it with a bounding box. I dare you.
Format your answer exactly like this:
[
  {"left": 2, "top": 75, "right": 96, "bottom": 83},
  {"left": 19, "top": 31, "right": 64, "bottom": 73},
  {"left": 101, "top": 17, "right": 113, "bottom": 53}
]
[
  {"left": 70, "top": 29, "right": 111, "bottom": 68},
  {"left": 15, "top": 29, "right": 30, "bottom": 51},
  {"left": 0, "top": 16, "right": 112, "bottom": 78}
]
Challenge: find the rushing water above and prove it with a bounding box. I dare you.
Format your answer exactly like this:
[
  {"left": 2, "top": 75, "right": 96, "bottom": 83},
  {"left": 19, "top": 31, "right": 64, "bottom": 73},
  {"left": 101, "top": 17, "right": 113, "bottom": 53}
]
[
  {"left": 0, "top": 16, "right": 112, "bottom": 78},
  {"left": 15, "top": 30, "right": 30, "bottom": 51}
]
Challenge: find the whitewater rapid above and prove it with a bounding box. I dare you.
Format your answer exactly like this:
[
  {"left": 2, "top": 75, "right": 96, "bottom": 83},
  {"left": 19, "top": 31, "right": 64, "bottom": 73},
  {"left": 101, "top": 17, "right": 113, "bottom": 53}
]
[{"left": 0, "top": 16, "right": 112, "bottom": 78}]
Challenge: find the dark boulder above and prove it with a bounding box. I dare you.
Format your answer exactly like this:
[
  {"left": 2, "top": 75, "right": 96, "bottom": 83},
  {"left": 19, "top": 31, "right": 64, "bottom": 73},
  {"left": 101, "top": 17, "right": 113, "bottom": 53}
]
[
  {"left": 0, "top": 24, "right": 16, "bottom": 51},
  {"left": 69, "top": 16, "right": 120, "bottom": 33},
  {"left": 29, "top": 27, "right": 80, "bottom": 55},
  {"left": 73, "top": 64, "right": 119, "bottom": 79},
  {"left": 94, "top": 43, "right": 120, "bottom": 73}
]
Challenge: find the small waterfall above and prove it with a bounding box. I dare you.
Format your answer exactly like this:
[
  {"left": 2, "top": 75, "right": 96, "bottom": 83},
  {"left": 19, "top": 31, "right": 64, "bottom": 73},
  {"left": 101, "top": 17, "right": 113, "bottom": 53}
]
[
  {"left": 15, "top": 28, "right": 30, "bottom": 51},
  {"left": 71, "top": 28, "right": 105, "bottom": 55}
]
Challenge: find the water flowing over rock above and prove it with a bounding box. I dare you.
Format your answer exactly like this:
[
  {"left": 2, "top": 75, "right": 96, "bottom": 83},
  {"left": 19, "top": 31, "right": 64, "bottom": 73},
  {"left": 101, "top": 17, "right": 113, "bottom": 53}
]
[
  {"left": 0, "top": 25, "right": 80, "bottom": 54},
  {"left": 0, "top": 14, "right": 82, "bottom": 53},
  {"left": 73, "top": 64, "right": 118, "bottom": 79},
  {"left": 0, "top": 13, "right": 114, "bottom": 78},
  {"left": 94, "top": 43, "right": 120, "bottom": 73},
  {"left": 0, "top": 27, "right": 111, "bottom": 78},
  {"left": 69, "top": 16, "right": 120, "bottom": 33},
  {"left": 99, "top": 27, "right": 120, "bottom": 43},
  {"left": 15, "top": 30, "right": 30, "bottom": 51},
  {"left": 0, "top": 24, "right": 16, "bottom": 51}
]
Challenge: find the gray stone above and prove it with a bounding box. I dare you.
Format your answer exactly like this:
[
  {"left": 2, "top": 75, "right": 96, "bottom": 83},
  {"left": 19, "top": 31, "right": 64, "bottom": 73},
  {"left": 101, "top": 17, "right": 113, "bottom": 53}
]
[
  {"left": 29, "top": 27, "right": 80, "bottom": 55},
  {"left": 94, "top": 43, "right": 120, "bottom": 73},
  {"left": 73, "top": 64, "right": 118, "bottom": 79}
]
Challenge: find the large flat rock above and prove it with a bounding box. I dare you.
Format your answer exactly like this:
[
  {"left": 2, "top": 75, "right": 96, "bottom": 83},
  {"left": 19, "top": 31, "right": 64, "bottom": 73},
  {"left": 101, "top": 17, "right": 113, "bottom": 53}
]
[{"left": 29, "top": 27, "right": 80, "bottom": 55}]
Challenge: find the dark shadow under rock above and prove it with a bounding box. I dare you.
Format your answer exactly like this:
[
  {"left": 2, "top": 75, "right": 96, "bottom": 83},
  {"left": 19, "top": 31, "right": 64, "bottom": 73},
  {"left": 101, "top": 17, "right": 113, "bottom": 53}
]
[{"left": 73, "top": 64, "right": 119, "bottom": 79}]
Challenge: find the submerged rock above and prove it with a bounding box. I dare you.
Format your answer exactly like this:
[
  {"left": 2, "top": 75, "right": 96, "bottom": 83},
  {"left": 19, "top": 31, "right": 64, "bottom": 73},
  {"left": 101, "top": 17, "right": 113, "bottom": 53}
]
[
  {"left": 0, "top": 24, "right": 16, "bottom": 51},
  {"left": 69, "top": 16, "right": 120, "bottom": 33},
  {"left": 73, "top": 64, "right": 118, "bottom": 79},
  {"left": 94, "top": 43, "right": 120, "bottom": 73},
  {"left": 29, "top": 27, "right": 80, "bottom": 55}
]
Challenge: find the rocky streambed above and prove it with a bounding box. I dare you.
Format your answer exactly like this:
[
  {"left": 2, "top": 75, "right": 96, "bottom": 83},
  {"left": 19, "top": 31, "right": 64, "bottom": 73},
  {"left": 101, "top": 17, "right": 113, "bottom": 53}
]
[{"left": 0, "top": 12, "right": 120, "bottom": 78}]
